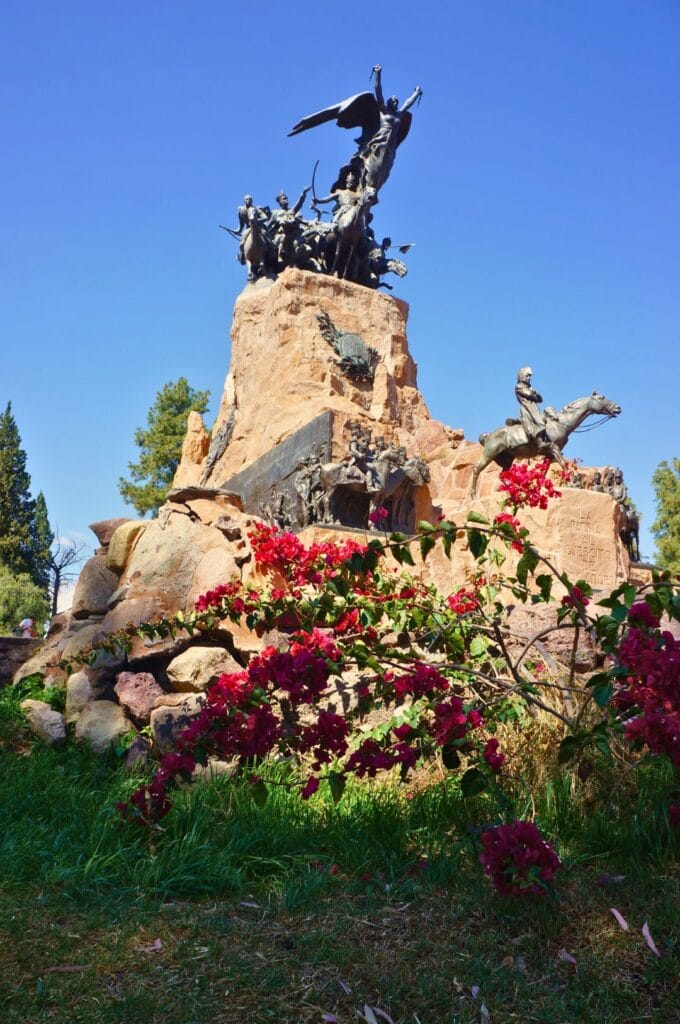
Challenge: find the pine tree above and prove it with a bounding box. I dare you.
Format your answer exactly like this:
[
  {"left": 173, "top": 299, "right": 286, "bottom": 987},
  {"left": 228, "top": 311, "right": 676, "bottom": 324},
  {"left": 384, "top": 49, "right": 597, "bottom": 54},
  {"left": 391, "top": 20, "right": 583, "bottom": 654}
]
[
  {"left": 0, "top": 402, "right": 37, "bottom": 579},
  {"left": 652, "top": 458, "right": 680, "bottom": 573},
  {"left": 31, "top": 491, "right": 54, "bottom": 590},
  {"left": 118, "top": 378, "right": 210, "bottom": 516}
]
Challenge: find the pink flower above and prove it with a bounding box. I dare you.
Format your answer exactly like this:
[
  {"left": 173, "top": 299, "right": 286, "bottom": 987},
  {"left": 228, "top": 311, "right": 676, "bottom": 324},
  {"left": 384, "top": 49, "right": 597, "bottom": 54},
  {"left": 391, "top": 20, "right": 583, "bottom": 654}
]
[{"left": 368, "top": 505, "right": 389, "bottom": 525}]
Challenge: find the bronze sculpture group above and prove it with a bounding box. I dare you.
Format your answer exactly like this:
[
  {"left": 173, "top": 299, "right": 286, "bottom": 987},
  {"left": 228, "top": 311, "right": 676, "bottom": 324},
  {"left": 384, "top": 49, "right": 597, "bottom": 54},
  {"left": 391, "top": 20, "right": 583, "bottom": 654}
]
[
  {"left": 259, "top": 425, "right": 430, "bottom": 534},
  {"left": 224, "top": 66, "right": 419, "bottom": 288}
]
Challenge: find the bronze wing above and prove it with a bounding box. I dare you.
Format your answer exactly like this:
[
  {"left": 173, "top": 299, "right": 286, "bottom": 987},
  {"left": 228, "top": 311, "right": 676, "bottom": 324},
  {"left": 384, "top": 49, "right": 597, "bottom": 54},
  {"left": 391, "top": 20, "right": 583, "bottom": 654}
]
[{"left": 288, "top": 92, "right": 380, "bottom": 144}]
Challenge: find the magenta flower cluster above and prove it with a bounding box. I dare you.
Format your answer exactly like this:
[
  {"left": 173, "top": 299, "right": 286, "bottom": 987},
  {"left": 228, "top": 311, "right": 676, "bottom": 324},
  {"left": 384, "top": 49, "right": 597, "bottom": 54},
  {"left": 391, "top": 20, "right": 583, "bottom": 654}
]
[{"left": 479, "top": 820, "right": 562, "bottom": 896}]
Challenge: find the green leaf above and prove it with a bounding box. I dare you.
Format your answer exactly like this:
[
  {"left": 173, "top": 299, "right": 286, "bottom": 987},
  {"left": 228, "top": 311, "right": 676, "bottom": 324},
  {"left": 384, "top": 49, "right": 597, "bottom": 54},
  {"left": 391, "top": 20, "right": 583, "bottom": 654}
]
[
  {"left": 592, "top": 682, "right": 613, "bottom": 707},
  {"left": 469, "top": 636, "right": 487, "bottom": 658},
  {"left": 536, "top": 574, "right": 553, "bottom": 601},
  {"left": 557, "top": 735, "right": 581, "bottom": 764},
  {"left": 441, "top": 745, "right": 460, "bottom": 770},
  {"left": 467, "top": 529, "right": 488, "bottom": 559},
  {"left": 586, "top": 672, "right": 612, "bottom": 689},
  {"left": 399, "top": 546, "right": 416, "bottom": 567},
  {"left": 328, "top": 772, "right": 346, "bottom": 805},
  {"left": 466, "top": 510, "right": 490, "bottom": 525},
  {"left": 516, "top": 548, "right": 539, "bottom": 587},
  {"left": 460, "top": 767, "right": 488, "bottom": 798},
  {"left": 418, "top": 520, "right": 436, "bottom": 533},
  {"left": 419, "top": 534, "right": 436, "bottom": 561}
]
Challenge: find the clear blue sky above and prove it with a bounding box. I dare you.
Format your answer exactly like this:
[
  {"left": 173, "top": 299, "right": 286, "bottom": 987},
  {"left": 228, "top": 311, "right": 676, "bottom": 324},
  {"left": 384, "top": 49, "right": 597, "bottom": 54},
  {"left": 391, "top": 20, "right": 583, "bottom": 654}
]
[{"left": 1, "top": 1, "right": 678, "bottom": 559}]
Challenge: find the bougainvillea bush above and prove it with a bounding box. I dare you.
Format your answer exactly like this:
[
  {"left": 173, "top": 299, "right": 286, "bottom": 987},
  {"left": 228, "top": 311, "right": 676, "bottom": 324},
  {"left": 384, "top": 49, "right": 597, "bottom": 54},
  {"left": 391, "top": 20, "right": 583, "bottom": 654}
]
[{"left": 113, "top": 457, "right": 680, "bottom": 897}]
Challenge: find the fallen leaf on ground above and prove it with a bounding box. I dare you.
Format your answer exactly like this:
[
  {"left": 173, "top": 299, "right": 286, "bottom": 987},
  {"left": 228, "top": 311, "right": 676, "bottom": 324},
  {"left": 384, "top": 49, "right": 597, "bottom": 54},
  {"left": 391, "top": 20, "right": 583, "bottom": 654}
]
[
  {"left": 642, "top": 921, "right": 661, "bottom": 957},
  {"left": 557, "top": 948, "right": 577, "bottom": 965},
  {"left": 470, "top": 984, "right": 480, "bottom": 999},
  {"left": 609, "top": 908, "right": 629, "bottom": 931},
  {"left": 480, "top": 1003, "right": 491, "bottom": 1023},
  {"left": 596, "top": 873, "right": 625, "bottom": 887},
  {"left": 137, "top": 938, "right": 163, "bottom": 953}
]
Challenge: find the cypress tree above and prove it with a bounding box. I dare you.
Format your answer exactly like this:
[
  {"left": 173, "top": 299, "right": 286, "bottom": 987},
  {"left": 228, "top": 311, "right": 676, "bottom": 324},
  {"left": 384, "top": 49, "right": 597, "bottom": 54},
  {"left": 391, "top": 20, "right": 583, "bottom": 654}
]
[
  {"left": 0, "top": 402, "right": 37, "bottom": 579},
  {"left": 31, "top": 491, "right": 55, "bottom": 591}
]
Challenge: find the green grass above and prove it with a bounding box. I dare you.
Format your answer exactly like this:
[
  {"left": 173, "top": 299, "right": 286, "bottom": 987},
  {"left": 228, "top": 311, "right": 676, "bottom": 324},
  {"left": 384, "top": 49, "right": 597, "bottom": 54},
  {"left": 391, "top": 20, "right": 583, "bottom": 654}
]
[{"left": 1, "top": 684, "right": 679, "bottom": 1022}]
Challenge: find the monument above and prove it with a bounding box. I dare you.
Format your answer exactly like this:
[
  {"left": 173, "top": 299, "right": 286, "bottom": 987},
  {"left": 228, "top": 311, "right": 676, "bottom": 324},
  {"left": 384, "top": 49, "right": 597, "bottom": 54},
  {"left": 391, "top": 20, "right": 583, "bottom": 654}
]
[{"left": 13, "top": 66, "right": 636, "bottom": 730}]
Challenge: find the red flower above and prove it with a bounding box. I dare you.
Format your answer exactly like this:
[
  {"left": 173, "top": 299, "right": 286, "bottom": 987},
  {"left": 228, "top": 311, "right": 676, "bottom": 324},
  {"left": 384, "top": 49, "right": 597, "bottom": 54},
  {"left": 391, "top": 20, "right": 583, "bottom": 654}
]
[
  {"left": 447, "top": 587, "right": 480, "bottom": 615},
  {"left": 392, "top": 662, "right": 450, "bottom": 699},
  {"left": 298, "top": 710, "right": 349, "bottom": 769},
  {"left": 494, "top": 512, "right": 524, "bottom": 553},
  {"left": 498, "top": 459, "right": 561, "bottom": 510},
  {"left": 368, "top": 505, "right": 389, "bottom": 525},
  {"left": 431, "top": 696, "right": 483, "bottom": 745},
  {"left": 561, "top": 586, "right": 589, "bottom": 609},
  {"left": 479, "top": 821, "right": 562, "bottom": 896},
  {"left": 483, "top": 737, "right": 505, "bottom": 772},
  {"left": 300, "top": 776, "right": 320, "bottom": 800}
]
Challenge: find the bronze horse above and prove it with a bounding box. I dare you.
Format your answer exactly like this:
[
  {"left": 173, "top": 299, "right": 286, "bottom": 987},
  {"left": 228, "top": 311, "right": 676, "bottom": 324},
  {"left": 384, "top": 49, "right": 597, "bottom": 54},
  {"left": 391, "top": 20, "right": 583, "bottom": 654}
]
[
  {"left": 471, "top": 391, "right": 621, "bottom": 497},
  {"left": 241, "top": 207, "right": 275, "bottom": 282}
]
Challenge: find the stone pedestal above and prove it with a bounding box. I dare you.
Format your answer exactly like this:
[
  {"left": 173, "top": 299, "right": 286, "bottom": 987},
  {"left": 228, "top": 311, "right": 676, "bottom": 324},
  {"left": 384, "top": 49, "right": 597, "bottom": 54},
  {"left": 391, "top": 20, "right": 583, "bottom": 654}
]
[{"left": 175, "top": 268, "right": 433, "bottom": 488}]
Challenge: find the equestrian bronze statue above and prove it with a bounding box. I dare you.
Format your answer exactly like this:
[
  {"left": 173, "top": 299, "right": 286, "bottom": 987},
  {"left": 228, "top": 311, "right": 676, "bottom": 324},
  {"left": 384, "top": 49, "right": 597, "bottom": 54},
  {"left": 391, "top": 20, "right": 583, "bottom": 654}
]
[{"left": 471, "top": 378, "right": 621, "bottom": 497}]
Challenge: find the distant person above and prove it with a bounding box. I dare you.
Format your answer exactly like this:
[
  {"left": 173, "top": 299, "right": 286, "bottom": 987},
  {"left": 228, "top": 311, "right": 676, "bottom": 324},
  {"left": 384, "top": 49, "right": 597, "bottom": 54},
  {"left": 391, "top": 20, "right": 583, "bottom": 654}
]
[{"left": 18, "top": 617, "right": 36, "bottom": 638}]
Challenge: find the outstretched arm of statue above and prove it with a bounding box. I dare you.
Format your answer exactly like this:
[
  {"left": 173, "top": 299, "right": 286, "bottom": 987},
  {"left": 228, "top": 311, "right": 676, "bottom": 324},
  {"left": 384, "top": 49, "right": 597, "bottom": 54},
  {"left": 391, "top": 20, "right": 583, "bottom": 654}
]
[
  {"left": 372, "top": 64, "right": 385, "bottom": 109},
  {"left": 401, "top": 85, "right": 423, "bottom": 112},
  {"left": 293, "top": 185, "right": 311, "bottom": 214}
]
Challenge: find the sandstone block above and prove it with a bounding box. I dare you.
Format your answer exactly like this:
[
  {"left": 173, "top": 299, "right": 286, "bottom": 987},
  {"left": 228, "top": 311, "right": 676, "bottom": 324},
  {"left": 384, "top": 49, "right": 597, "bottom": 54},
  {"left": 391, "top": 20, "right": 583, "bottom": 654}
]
[
  {"left": 114, "top": 671, "right": 165, "bottom": 722},
  {"left": 89, "top": 518, "right": 131, "bottom": 547},
  {"left": 107, "top": 521, "right": 149, "bottom": 574},
  {"left": 166, "top": 646, "right": 242, "bottom": 692},
  {"left": 71, "top": 554, "right": 119, "bottom": 619},
  {"left": 65, "top": 669, "right": 96, "bottom": 723},
  {"left": 150, "top": 694, "right": 205, "bottom": 752},
  {"left": 13, "top": 644, "right": 56, "bottom": 685},
  {"left": 20, "top": 699, "right": 66, "bottom": 746},
  {"left": 172, "top": 410, "right": 210, "bottom": 489},
  {"left": 124, "top": 734, "right": 152, "bottom": 770},
  {"left": 75, "top": 701, "right": 130, "bottom": 754}
]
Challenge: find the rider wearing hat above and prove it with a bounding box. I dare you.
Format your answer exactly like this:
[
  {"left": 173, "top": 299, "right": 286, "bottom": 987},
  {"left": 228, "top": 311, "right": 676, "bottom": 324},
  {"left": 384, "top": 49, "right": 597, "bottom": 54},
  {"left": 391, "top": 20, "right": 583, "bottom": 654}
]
[{"left": 515, "top": 367, "right": 551, "bottom": 454}]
